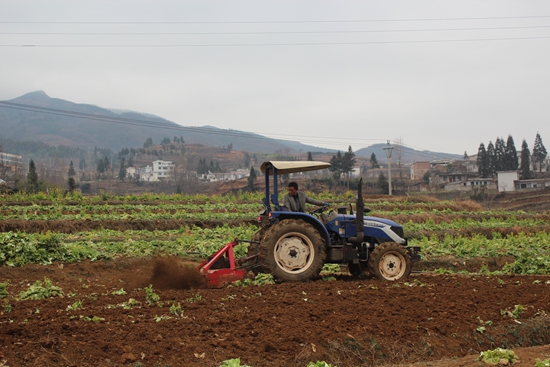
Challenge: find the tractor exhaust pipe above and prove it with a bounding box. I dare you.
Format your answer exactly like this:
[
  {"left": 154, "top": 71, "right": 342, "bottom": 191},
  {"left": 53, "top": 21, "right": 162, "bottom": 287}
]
[{"left": 348, "top": 178, "right": 364, "bottom": 244}]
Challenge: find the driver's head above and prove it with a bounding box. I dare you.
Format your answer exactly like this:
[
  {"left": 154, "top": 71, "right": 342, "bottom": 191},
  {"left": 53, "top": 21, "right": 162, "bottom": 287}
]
[{"left": 288, "top": 182, "right": 298, "bottom": 196}]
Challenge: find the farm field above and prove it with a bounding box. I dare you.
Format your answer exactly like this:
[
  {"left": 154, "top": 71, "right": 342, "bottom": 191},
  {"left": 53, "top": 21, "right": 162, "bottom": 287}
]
[{"left": 2, "top": 189, "right": 550, "bottom": 367}]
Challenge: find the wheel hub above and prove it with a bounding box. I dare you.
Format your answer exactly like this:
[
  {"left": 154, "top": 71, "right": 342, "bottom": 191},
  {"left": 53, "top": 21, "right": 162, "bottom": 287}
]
[
  {"left": 275, "top": 236, "right": 311, "bottom": 272},
  {"left": 379, "top": 252, "right": 405, "bottom": 279}
]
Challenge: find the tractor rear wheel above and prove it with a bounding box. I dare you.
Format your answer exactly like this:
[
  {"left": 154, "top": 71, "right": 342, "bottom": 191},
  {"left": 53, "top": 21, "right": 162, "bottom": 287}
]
[
  {"left": 247, "top": 227, "right": 268, "bottom": 274},
  {"left": 260, "top": 219, "right": 326, "bottom": 282},
  {"left": 367, "top": 242, "right": 412, "bottom": 281}
]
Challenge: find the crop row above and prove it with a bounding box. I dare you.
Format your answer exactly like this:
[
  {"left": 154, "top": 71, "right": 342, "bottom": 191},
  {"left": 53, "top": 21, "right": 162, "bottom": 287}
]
[
  {"left": 3, "top": 222, "right": 550, "bottom": 274},
  {"left": 0, "top": 224, "right": 258, "bottom": 267},
  {"left": 416, "top": 231, "right": 550, "bottom": 274}
]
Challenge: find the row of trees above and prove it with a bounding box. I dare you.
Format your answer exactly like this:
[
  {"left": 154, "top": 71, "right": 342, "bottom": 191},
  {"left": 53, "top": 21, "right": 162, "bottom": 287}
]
[
  {"left": 476, "top": 133, "right": 547, "bottom": 179},
  {"left": 329, "top": 146, "right": 356, "bottom": 186}
]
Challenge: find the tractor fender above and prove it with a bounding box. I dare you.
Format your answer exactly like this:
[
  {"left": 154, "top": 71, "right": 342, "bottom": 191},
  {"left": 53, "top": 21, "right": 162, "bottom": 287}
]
[{"left": 270, "top": 211, "right": 332, "bottom": 247}]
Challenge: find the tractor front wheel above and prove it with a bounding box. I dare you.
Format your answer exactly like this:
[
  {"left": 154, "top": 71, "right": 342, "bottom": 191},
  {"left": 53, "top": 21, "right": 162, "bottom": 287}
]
[
  {"left": 367, "top": 242, "right": 412, "bottom": 281},
  {"left": 260, "top": 219, "right": 326, "bottom": 282}
]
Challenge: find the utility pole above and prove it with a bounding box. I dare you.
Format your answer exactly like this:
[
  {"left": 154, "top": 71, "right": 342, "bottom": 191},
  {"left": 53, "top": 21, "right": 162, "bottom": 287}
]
[{"left": 383, "top": 140, "right": 394, "bottom": 196}]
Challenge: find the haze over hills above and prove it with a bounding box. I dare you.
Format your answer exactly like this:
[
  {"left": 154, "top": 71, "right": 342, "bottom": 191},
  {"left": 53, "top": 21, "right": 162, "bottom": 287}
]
[{"left": 0, "top": 91, "right": 461, "bottom": 161}]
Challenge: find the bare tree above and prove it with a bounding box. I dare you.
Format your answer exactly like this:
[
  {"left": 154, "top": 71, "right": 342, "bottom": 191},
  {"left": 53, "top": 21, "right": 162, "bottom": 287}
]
[{"left": 393, "top": 137, "right": 406, "bottom": 180}]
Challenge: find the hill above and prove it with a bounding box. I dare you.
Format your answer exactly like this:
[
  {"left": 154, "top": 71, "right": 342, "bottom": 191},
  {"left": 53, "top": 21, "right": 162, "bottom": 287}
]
[
  {"left": 356, "top": 143, "right": 462, "bottom": 162},
  {"left": 1, "top": 91, "right": 462, "bottom": 162},
  {"left": 0, "top": 91, "right": 330, "bottom": 154}
]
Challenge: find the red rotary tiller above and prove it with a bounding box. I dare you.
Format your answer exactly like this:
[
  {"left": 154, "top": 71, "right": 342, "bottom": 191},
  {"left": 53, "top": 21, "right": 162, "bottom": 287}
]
[{"left": 197, "top": 238, "right": 257, "bottom": 286}]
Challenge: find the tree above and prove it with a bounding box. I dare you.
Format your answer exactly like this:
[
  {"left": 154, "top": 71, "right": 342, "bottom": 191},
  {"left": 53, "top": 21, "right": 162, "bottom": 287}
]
[
  {"left": 329, "top": 151, "right": 343, "bottom": 181},
  {"left": 118, "top": 158, "right": 126, "bottom": 181},
  {"left": 247, "top": 166, "right": 257, "bottom": 191},
  {"left": 504, "top": 135, "right": 518, "bottom": 170},
  {"left": 143, "top": 137, "right": 153, "bottom": 148},
  {"left": 68, "top": 161, "right": 76, "bottom": 177},
  {"left": 494, "top": 137, "right": 506, "bottom": 173},
  {"left": 520, "top": 139, "right": 531, "bottom": 179},
  {"left": 103, "top": 156, "right": 110, "bottom": 171},
  {"left": 393, "top": 137, "right": 405, "bottom": 180},
  {"left": 97, "top": 158, "right": 105, "bottom": 173},
  {"left": 486, "top": 142, "right": 495, "bottom": 177},
  {"left": 27, "top": 159, "right": 39, "bottom": 192},
  {"left": 197, "top": 159, "right": 209, "bottom": 175},
  {"left": 370, "top": 153, "right": 380, "bottom": 169},
  {"left": 243, "top": 152, "right": 251, "bottom": 168},
  {"left": 463, "top": 151, "right": 469, "bottom": 160},
  {"left": 533, "top": 133, "right": 547, "bottom": 172},
  {"left": 307, "top": 152, "right": 313, "bottom": 161},
  {"left": 161, "top": 137, "right": 171, "bottom": 145},
  {"left": 377, "top": 172, "right": 388, "bottom": 194},
  {"left": 476, "top": 143, "right": 489, "bottom": 178},
  {"left": 67, "top": 177, "right": 77, "bottom": 192},
  {"left": 341, "top": 146, "right": 356, "bottom": 188},
  {"left": 78, "top": 157, "right": 86, "bottom": 170}
]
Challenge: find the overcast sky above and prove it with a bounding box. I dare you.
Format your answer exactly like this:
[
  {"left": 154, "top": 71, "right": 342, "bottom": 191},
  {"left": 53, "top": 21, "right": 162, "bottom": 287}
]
[{"left": 1, "top": 1, "right": 550, "bottom": 155}]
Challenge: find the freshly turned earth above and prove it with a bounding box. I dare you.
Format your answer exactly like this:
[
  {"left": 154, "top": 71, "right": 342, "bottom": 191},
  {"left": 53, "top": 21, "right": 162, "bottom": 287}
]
[{"left": 2, "top": 258, "right": 550, "bottom": 367}]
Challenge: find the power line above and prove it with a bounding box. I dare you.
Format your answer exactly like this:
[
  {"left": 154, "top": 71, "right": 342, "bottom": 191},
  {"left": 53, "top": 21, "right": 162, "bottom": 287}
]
[
  {"left": 2, "top": 15, "right": 550, "bottom": 24},
  {"left": 3, "top": 25, "right": 550, "bottom": 35},
  {"left": 3, "top": 35, "right": 550, "bottom": 48}
]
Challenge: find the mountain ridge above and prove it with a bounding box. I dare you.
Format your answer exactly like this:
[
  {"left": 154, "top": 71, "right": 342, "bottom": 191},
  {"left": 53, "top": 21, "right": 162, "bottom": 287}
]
[{"left": 0, "top": 91, "right": 460, "bottom": 161}]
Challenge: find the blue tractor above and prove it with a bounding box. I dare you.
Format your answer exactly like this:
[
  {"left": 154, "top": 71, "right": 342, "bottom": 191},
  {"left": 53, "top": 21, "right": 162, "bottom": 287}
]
[{"left": 248, "top": 161, "right": 421, "bottom": 282}]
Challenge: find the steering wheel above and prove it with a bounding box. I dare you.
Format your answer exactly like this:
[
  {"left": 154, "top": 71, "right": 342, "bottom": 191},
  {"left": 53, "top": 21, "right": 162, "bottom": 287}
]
[{"left": 309, "top": 204, "right": 329, "bottom": 215}]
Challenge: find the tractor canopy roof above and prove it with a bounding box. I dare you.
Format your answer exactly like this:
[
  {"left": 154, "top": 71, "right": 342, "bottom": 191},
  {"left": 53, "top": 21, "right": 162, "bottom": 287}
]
[{"left": 260, "top": 161, "right": 331, "bottom": 175}]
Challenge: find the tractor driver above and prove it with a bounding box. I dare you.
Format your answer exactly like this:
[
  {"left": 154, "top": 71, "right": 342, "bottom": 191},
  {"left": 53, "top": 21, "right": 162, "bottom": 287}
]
[{"left": 282, "top": 182, "right": 327, "bottom": 212}]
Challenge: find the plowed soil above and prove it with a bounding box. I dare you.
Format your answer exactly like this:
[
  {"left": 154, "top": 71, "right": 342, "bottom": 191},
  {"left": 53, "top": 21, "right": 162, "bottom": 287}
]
[{"left": 2, "top": 259, "right": 550, "bottom": 367}]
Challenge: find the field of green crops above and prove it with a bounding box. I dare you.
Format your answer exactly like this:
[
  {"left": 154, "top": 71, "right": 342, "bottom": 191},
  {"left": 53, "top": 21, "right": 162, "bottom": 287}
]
[{"left": 1, "top": 188, "right": 550, "bottom": 275}]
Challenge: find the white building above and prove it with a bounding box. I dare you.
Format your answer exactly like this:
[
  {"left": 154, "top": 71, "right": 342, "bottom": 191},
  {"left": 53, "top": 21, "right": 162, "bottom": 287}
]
[
  {"left": 497, "top": 171, "right": 519, "bottom": 192},
  {"left": 152, "top": 160, "right": 175, "bottom": 180}
]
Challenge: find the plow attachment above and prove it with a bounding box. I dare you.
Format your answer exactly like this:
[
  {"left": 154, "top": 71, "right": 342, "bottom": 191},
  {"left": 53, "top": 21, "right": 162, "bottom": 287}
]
[{"left": 197, "top": 239, "right": 257, "bottom": 287}]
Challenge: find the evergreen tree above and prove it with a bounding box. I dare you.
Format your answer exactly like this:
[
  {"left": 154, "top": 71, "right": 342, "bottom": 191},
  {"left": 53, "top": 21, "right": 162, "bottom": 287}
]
[
  {"left": 476, "top": 143, "right": 488, "bottom": 177},
  {"left": 67, "top": 177, "right": 77, "bottom": 192},
  {"left": 79, "top": 157, "right": 86, "bottom": 170},
  {"left": 103, "top": 156, "right": 110, "bottom": 171},
  {"left": 197, "top": 159, "right": 209, "bottom": 174},
  {"left": 504, "top": 135, "right": 519, "bottom": 170},
  {"left": 243, "top": 152, "right": 251, "bottom": 168},
  {"left": 143, "top": 137, "right": 153, "bottom": 148},
  {"left": 520, "top": 139, "right": 531, "bottom": 179},
  {"left": 533, "top": 132, "right": 547, "bottom": 172},
  {"left": 329, "top": 151, "right": 343, "bottom": 181},
  {"left": 161, "top": 137, "right": 171, "bottom": 145},
  {"left": 118, "top": 158, "right": 126, "bottom": 181},
  {"left": 494, "top": 137, "right": 506, "bottom": 172},
  {"left": 342, "top": 146, "right": 356, "bottom": 188},
  {"left": 247, "top": 166, "right": 257, "bottom": 191},
  {"left": 463, "top": 151, "right": 469, "bottom": 160},
  {"left": 27, "top": 159, "right": 39, "bottom": 192},
  {"left": 307, "top": 152, "right": 313, "bottom": 161},
  {"left": 97, "top": 158, "right": 105, "bottom": 173},
  {"left": 68, "top": 161, "right": 76, "bottom": 177},
  {"left": 486, "top": 142, "right": 495, "bottom": 177},
  {"left": 369, "top": 153, "right": 380, "bottom": 169}
]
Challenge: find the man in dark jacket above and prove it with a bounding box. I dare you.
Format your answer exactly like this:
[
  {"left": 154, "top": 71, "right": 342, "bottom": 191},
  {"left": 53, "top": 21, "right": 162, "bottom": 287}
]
[{"left": 282, "top": 182, "right": 327, "bottom": 212}]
